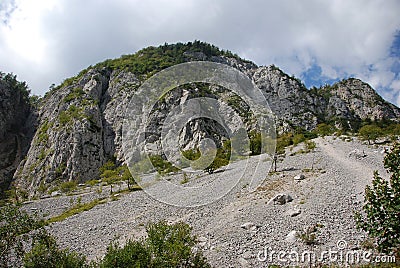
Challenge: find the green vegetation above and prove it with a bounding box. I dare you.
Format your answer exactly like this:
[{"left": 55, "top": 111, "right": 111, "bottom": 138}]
[
  {"left": 59, "top": 181, "right": 77, "bottom": 193},
  {"left": 24, "top": 229, "right": 87, "bottom": 268},
  {"left": 47, "top": 198, "right": 107, "bottom": 224},
  {"left": 63, "top": 87, "right": 85, "bottom": 103},
  {"left": 99, "top": 221, "right": 210, "bottom": 268},
  {"left": 95, "top": 40, "right": 250, "bottom": 79},
  {"left": 249, "top": 130, "right": 262, "bottom": 155},
  {"left": 358, "top": 124, "right": 384, "bottom": 144},
  {"left": 276, "top": 129, "right": 318, "bottom": 154},
  {"left": 2, "top": 204, "right": 209, "bottom": 267},
  {"left": 0, "top": 72, "right": 30, "bottom": 102},
  {"left": 188, "top": 140, "right": 231, "bottom": 174},
  {"left": 35, "top": 120, "right": 53, "bottom": 145},
  {"left": 355, "top": 143, "right": 400, "bottom": 255},
  {"left": 0, "top": 204, "right": 43, "bottom": 267},
  {"left": 149, "top": 155, "right": 179, "bottom": 174},
  {"left": 58, "top": 105, "right": 86, "bottom": 126},
  {"left": 314, "top": 123, "right": 337, "bottom": 136},
  {"left": 99, "top": 160, "right": 137, "bottom": 190},
  {"left": 55, "top": 163, "right": 66, "bottom": 179}
]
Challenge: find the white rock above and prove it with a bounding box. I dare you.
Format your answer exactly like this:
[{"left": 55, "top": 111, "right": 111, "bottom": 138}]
[
  {"left": 285, "top": 230, "right": 298, "bottom": 243},
  {"left": 240, "top": 222, "right": 256, "bottom": 230},
  {"left": 268, "top": 194, "right": 293, "bottom": 205},
  {"left": 294, "top": 174, "right": 305, "bottom": 181},
  {"left": 197, "top": 236, "right": 208, "bottom": 247},
  {"left": 51, "top": 191, "right": 61, "bottom": 197},
  {"left": 285, "top": 207, "right": 301, "bottom": 217},
  {"left": 237, "top": 257, "right": 249, "bottom": 267}
]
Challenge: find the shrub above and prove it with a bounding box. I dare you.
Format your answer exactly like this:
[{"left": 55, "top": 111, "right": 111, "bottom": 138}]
[
  {"left": 24, "top": 230, "right": 87, "bottom": 268},
  {"left": 314, "top": 123, "right": 336, "bottom": 136},
  {"left": 189, "top": 141, "right": 231, "bottom": 174},
  {"left": 355, "top": 143, "right": 400, "bottom": 254},
  {"left": 358, "top": 124, "right": 383, "bottom": 144},
  {"left": 149, "top": 155, "right": 179, "bottom": 174},
  {"left": 59, "top": 181, "right": 77, "bottom": 193},
  {"left": 249, "top": 130, "right": 262, "bottom": 155},
  {"left": 276, "top": 133, "right": 293, "bottom": 154},
  {"left": 99, "top": 221, "right": 210, "bottom": 268},
  {"left": 304, "top": 140, "right": 316, "bottom": 151},
  {"left": 100, "top": 240, "right": 150, "bottom": 267},
  {"left": 292, "top": 133, "right": 306, "bottom": 146},
  {"left": 0, "top": 204, "right": 43, "bottom": 267},
  {"left": 63, "top": 87, "right": 85, "bottom": 103}
]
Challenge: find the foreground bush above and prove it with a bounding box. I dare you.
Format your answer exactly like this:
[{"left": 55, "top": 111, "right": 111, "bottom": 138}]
[
  {"left": 0, "top": 204, "right": 42, "bottom": 267},
  {"left": 100, "top": 221, "right": 211, "bottom": 268},
  {"left": 355, "top": 143, "right": 400, "bottom": 256},
  {"left": 24, "top": 230, "right": 87, "bottom": 268}
]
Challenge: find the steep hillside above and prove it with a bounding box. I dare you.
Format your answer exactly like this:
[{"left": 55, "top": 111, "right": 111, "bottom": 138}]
[
  {"left": 0, "top": 73, "right": 37, "bottom": 198},
  {"left": 1, "top": 41, "right": 398, "bottom": 197}
]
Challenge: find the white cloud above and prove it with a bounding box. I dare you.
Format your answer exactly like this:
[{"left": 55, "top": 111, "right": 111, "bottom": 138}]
[{"left": 0, "top": 0, "right": 399, "bottom": 106}]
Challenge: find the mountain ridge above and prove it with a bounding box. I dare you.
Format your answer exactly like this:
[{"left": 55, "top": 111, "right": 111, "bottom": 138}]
[{"left": 0, "top": 41, "right": 399, "bottom": 197}]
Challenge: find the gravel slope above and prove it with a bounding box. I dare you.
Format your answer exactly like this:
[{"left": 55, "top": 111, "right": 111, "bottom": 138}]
[{"left": 24, "top": 136, "right": 391, "bottom": 267}]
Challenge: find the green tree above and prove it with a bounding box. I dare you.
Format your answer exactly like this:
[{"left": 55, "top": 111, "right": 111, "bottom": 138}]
[
  {"left": 0, "top": 204, "right": 42, "bottom": 267},
  {"left": 24, "top": 230, "right": 87, "bottom": 268},
  {"left": 315, "top": 123, "right": 336, "bottom": 136},
  {"left": 355, "top": 143, "right": 400, "bottom": 254},
  {"left": 358, "top": 124, "right": 383, "bottom": 145},
  {"left": 100, "top": 221, "right": 210, "bottom": 268}
]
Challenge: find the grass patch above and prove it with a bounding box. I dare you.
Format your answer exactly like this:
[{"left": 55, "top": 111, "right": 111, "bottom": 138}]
[
  {"left": 46, "top": 198, "right": 107, "bottom": 224},
  {"left": 257, "top": 178, "right": 286, "bottom": 194}
]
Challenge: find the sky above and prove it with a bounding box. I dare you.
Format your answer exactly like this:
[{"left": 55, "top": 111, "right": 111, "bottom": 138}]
[{"left": 0, "top": 0, "right": 399, "bottom": 107}]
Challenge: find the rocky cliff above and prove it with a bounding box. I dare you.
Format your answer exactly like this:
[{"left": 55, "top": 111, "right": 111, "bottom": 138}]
[
  {"left": 1, "top": 42, "right": 399, "bottom": 197},
  {"left": 0, "top": 73, "right": 37, "bottom": 198}
]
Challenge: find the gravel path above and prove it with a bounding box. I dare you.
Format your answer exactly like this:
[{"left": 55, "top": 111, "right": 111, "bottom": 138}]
[{"left": 24, "top": 136, "right": 390, "bottom": 267}]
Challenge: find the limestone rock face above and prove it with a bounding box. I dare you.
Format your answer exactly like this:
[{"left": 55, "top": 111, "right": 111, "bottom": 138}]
[
  {"left": 326, "top": 78, "right": 400, "bottom": 120},
  {"left": 0, "top": 77, "right": 36, "bottom": 196},
  {"left": 3, "top": 44, "right": 399, "bottom": 196}
]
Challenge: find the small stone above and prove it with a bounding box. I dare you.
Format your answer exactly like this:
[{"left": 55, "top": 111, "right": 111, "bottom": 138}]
[
  {"left": 294, "top": 174, "right": 305, "bottom": 181},
  {"left": 240, "top": 222, "right": 255, "bottom": 230},
  {"left": 268, "top": 194, "right": 293, "bottom": 205},
  {"left": 51, "top": 191, "right": 61, "bottom": 197},
  {"left": 242, "top": 251, "right": 252, "bottom": 259},
  {"left": 285, "top": 231, "right": 298, "bottom": 243},
  {"left": 198, "top": 236, "right": 208, "bottom": 247},
  {"left": 286, "top": 207, "right": 301, "bottom": 217},
  {"left": 237, "top": 257, "right": 249, "bottom": 267}
]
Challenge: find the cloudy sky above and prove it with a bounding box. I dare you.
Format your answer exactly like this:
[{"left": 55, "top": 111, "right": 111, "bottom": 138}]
[{"left": 1, "top": 0, "right": 399, "bottom": 106}]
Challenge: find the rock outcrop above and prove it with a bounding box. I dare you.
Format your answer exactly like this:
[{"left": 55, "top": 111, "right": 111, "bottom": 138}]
[
  {"left": 0, "top": 74, "right": 36, "bottom": 197},
  {"left": 0, "top": 42, "right": 398, "bottom": 196}
]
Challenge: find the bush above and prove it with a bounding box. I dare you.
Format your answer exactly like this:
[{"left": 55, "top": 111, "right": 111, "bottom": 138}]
[
  {"left": 0, "top": 204, "right": 43, "bottom": 267},
  {"left": 100, "top": 240, "right": 150, "bottom": 268},
  {"left": 249, "top": 131, "right": 261, "bottom": 155},
  {"left": 314, "top": 123, "right": 336, "bottom": 136},
  {"left": 358, "top": 124, "right": 383, "bottom": 144},
  {"left": 355, "top": 143, "right": 400, "bottom": 254},
  {"left": 24, "top": 230, "right": 87, "bottom": 268},
  {"left": 59, "top": 181, "right": 77, "bottom": 193},
  {"left": 189, "top": 141, "right": 231, "bottom": 174},
  {"left": 292, "top": 133, "right": 306, "bottom": 146},
  {"left": 99, "top": 221, "right": 210, "bottom": 268},
  {"left": 149, "top": 155, "right": 179, "bottom": 174},
  {"left": 276, "top": 133, "right": 293, "bottom": 154}
]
